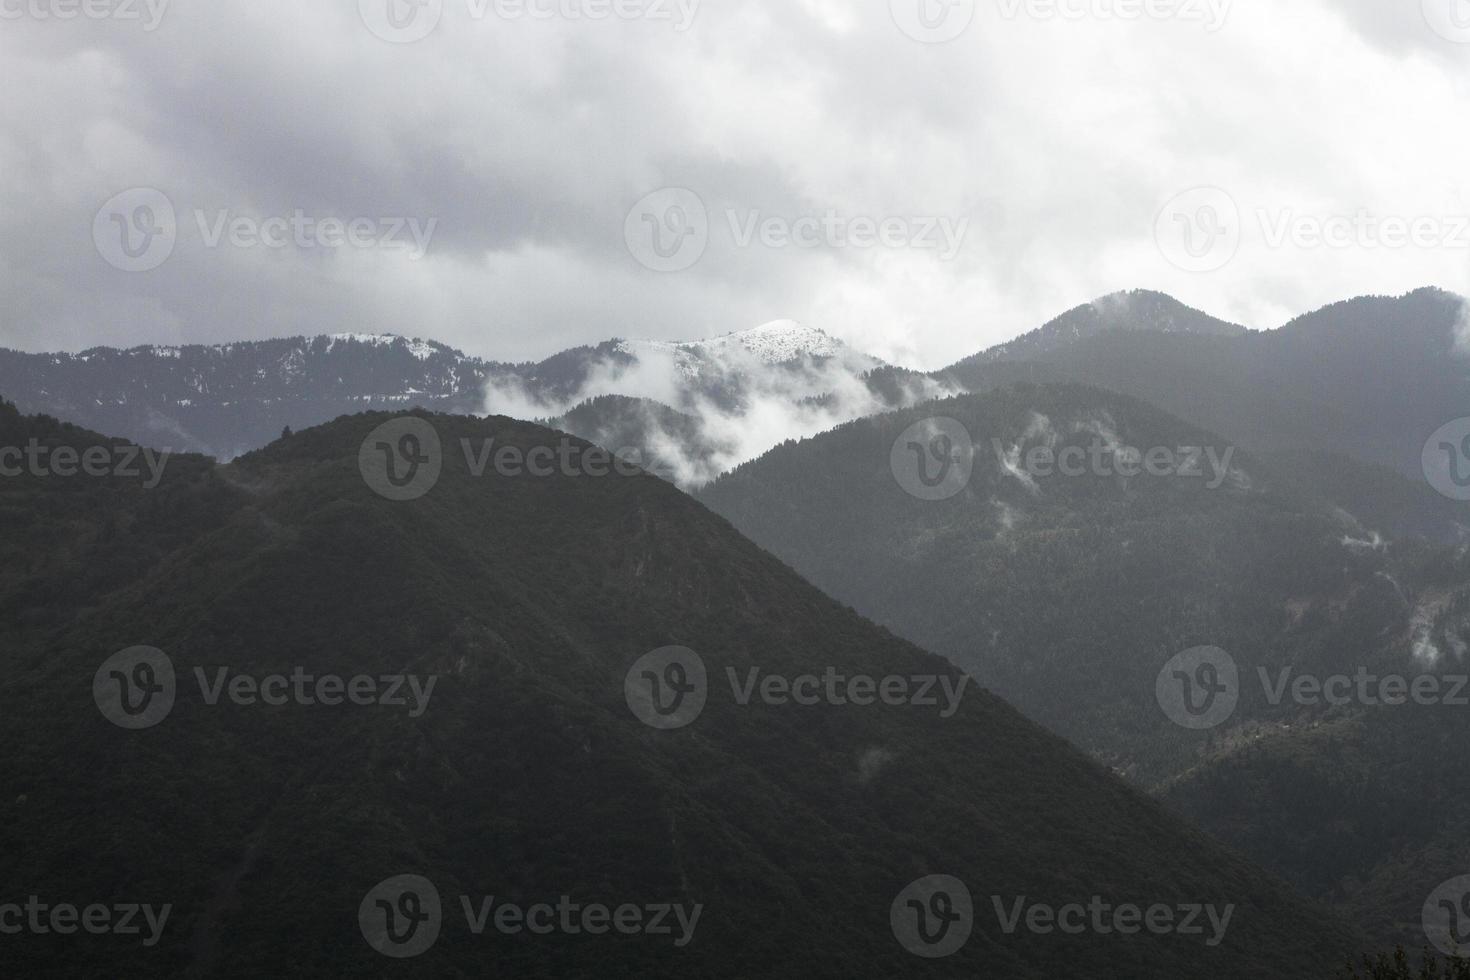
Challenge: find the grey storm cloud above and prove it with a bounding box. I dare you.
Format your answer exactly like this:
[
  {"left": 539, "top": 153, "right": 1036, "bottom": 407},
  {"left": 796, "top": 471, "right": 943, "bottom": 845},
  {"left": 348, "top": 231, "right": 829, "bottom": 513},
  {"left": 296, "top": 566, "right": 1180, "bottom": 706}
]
[{"left": 2, "top": 0, "right": 1469, "bottom": 367}]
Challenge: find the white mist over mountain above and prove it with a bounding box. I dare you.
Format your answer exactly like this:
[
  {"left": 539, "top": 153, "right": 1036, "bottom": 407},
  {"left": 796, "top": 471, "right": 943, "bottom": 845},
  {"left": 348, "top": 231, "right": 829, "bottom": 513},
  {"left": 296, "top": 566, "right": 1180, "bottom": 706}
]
[
  {"left": 1454, "top": 297, "right": 1470, "bottom": 355},
  {"left": 481, "top": 320, "right": 959, "bottom": 486}
]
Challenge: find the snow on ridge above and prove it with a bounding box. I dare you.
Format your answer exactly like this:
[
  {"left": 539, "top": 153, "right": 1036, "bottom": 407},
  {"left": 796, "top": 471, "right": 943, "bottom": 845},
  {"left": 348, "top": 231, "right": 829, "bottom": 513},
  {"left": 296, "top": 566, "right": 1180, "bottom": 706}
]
[
  {"left": 324, "top": 333, "right": 401, "bottom": 352},
  {"left": 323, "top": 334, "right": 443, "bottom": 361},
  {"left": 616, "top": 320, "right": 866, "bottom": 368},
  {"left": 700, "top": 320, "right": 849, "bottom": 362}
]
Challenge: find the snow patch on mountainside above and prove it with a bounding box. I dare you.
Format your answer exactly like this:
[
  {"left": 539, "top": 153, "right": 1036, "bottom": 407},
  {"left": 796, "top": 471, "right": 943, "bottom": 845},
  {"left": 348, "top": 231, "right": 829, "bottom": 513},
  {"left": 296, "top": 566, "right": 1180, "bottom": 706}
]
[
  {"left": 614, "top": 321, "right": 876, "bottom": 382},
  {"left": 696, "top": 320, "right": 851, "bottom": 362}
]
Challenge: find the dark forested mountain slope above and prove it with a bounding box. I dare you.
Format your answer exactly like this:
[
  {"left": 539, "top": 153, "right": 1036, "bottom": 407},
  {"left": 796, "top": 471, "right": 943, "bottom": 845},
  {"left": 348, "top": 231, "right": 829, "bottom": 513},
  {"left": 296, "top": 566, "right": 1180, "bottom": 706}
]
[
  {"left": 0, "top": 403, "right": 1352, "bottom": 977},
  {"left": 697, "top": 383, "right": 1470, "bottom": 950}
]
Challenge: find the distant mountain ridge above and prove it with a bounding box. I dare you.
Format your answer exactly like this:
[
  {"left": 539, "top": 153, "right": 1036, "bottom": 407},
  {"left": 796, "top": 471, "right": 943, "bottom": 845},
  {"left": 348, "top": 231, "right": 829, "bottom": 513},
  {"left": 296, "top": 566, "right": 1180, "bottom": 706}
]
[
  {"left": 0, "top": 333, "right": 490, "bottom": 458},
  {"left": 955, "top": 289, "right": 1248, "bottom": 366},
  {"left": 945, "top": 286, "right": 1470, "bottom": 480},
  {"left": 0, "top": 320, "right": 948, "bottom": 487},
  {"left": 6, "top": 287, "right": 1467, "bottom": 487}
]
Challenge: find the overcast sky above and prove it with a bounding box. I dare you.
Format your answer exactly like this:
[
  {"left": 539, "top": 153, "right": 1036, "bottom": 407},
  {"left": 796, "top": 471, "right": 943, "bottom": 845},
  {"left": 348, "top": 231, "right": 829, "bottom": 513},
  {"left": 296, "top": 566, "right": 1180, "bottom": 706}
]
[{"left": 2, "top": 0, "right": 1468, "bottom": 368}]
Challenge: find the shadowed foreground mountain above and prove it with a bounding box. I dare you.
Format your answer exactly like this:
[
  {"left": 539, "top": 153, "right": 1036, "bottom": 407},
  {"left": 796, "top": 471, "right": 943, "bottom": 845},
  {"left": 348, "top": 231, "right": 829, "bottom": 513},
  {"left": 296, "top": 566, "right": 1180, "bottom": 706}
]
[{"left": 0, "top": 401, "right": 1354, "bottom": 977}]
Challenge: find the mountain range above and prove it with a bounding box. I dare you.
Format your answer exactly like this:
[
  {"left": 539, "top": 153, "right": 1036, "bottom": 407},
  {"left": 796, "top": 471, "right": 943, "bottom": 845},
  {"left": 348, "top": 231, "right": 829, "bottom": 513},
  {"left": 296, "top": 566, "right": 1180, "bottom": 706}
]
[
  {"left": 0, "top": 402, "right": 1354, "bottom": 977},
  {"left": 695, "top": 291, "right": 1470, "bottom": 951},
  {"left": 8, "top": 286, "right": 1465, "bottom": 492},
  {"left": 0, "top": 321, "right": 951, "bottom": 487},
  {"left": 7, "top": 286, "right": 1470, "bottom": 970}
]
